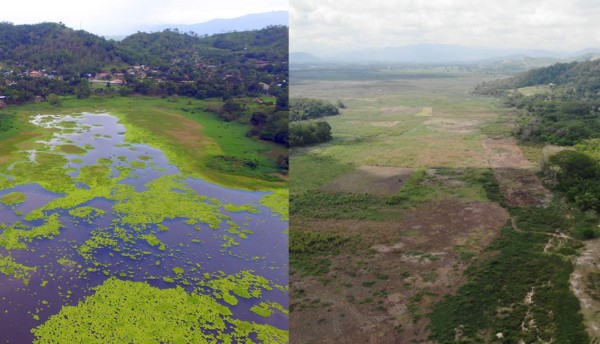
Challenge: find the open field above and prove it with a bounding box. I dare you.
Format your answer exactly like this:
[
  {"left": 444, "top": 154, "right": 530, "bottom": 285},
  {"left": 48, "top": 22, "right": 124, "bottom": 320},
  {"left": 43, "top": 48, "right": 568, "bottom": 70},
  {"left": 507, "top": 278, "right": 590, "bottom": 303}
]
[{"left": 290, "top": 68, "right": 592, "bottom": 343}]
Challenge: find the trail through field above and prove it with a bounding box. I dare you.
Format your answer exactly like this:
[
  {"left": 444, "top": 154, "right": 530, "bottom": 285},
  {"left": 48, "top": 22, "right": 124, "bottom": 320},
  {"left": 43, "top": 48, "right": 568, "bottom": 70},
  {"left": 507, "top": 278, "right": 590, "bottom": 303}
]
[
  {"left": 571, "top": 238, "right": 600, "bottom": 342},
  {"left": 483, "top": 138, "right": 552, "bottom": 207}
]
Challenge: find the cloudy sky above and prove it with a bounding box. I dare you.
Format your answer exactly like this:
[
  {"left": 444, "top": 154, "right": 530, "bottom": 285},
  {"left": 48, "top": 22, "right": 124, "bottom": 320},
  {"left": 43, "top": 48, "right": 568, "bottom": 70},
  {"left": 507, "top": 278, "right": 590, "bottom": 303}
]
[
  {"left": 1, "top": 0, "right": 287, "bottom": 36},
  {"left": 291, "top": 0, "right": 600, "bottom": 56}
]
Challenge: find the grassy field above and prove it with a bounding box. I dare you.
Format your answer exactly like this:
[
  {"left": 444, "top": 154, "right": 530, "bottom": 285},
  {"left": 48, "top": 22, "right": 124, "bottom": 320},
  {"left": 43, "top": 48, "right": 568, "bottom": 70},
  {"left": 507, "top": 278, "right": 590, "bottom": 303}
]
[
  {"left": 0, "top": 96, "right": 285, "bottom": 191},
  {"left": 289, "top": 68, "right": 590, "bottom": 343},
  {"left": 290, "top": 74, "right": 502, "bottom": 196}
]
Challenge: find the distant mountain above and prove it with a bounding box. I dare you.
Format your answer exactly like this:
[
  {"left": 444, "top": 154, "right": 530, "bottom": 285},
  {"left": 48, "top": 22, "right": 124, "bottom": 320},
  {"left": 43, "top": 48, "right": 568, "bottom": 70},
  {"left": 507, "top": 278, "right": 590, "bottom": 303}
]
[
  {"left": 291, "top": 44, "right": 600, "bottom": 65},
  {"left": 329, "top": 44, "right": 569, "bottom": 63},
  {"left": 146, "top": 11, "right": 288, "bottom": 36},
  {"left": 290, "top": 52, "right": 321, "bottom": 64}
]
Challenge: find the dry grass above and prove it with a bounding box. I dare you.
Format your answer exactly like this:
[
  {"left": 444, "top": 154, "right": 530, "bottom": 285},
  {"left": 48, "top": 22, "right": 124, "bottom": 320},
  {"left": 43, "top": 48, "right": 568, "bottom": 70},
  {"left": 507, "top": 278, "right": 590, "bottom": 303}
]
[{"left": 319, "top": 166, "right": 414, "bottom": 195}]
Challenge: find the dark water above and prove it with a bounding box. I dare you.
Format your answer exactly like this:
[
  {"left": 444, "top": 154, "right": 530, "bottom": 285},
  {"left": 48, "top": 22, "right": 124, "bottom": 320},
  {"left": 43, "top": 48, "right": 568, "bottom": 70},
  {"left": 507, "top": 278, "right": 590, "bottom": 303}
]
[{"left": 0, "top": 112, "right": 288, "bottom": 342}]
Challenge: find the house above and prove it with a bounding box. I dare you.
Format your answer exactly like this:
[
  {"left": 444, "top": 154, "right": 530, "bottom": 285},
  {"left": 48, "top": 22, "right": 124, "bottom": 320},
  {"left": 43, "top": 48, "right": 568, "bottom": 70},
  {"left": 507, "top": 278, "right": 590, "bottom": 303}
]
[
  {"left": 110, "top": 79, "right": 125, "bottom": 85},
  {"left": 29, "top": 70, "right": 42, "bottom": 77},
  {"left": 255, "top": 60, "right": 269, "bottom": 68}
]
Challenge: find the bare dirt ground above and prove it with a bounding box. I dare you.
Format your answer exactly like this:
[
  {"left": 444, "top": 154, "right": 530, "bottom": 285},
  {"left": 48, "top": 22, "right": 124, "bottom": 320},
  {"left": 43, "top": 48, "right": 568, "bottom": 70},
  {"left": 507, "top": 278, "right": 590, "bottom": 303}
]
[
  {"left": 570, "top": 238, "right": 600, "bottom": 342},
  {"left": 319, "top": 166, "right": 415, "bottom": 196},
  {"left": 290, "top": 200, "right": 509, "bottom": 344},
  {"left": 483, "top": 138, "right": 553, "bottom": 207}
]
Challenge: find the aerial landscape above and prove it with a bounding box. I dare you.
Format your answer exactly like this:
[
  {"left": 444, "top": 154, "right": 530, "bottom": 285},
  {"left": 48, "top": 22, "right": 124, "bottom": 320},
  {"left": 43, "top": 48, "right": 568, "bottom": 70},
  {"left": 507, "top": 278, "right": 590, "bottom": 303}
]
[
  {"left": 290, "top": 0, "right": 600, "bottom": 343},
  {"left": 0, "top": 2, "right": 288, "bottom": 342}
]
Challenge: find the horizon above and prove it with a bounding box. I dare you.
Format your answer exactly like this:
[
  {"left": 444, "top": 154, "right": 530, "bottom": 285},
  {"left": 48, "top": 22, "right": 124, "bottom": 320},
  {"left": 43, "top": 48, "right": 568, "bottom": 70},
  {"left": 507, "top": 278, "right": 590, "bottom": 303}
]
[{"left": 1, "top": 1, "right": 287, "bottom": 36}]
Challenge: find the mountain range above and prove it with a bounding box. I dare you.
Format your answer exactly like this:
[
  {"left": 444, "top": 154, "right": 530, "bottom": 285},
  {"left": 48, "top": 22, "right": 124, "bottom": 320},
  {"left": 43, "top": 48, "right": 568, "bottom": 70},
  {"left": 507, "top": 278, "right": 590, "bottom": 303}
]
[{"left": 292, "top": 44, "right": 600, "bottom": 64}]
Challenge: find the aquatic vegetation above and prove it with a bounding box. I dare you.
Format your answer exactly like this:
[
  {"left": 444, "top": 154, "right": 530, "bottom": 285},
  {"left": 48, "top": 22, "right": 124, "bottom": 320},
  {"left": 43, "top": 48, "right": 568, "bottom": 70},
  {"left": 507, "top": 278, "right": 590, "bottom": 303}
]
[
  {"left": 140, "top": 233, "right": 162, "bottom": 247},
  {"left": 68, "top": 206, "right": 105, "bottom": 220},
  {"left": 31, "top": 278, "right": 288, "bottom": 343},
  {"left": 0, "top": 175, "right": 14, "bottom": 190},
  {"left": 109, "top": 175, "right": 226, "bottom": 230},
  {"left": 0, "top": 213, "right": 62, "bottom": 250},
  {"left": 250, "top": 301, "right": 289, "bottom": 318},
  {"left": 56, "top": 145, "right": 86, "bottom": 155},
  {"left": 222, "top": 203, "right": 259, "bottom": 213},
  {"left": 129, "top": 161, "right": 145, "bottom": 169},
  {"left": 8, "top": 152, "right": 74, "bottom": 193},
  {"left": 1, "top": 191, "right": 26, "bottom": 205},
  {"left": 200, "top": 270, "right": 275, "bottom": 306},
  {"left": 0, "top": 254, "right": 36, "bottom": 285},
  {"left": 260, "top": 188, "right": 289, "bottom": 220},
  {"left": 0, "top": 107, "right": 287, "bottom": 342}
]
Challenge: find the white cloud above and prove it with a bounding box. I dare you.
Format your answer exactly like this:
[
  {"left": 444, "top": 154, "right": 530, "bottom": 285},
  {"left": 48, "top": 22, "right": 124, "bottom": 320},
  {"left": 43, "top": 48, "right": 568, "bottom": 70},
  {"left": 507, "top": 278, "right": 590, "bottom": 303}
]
[{"left": 290, "top": 0, "right": 600, "bottom": 55}]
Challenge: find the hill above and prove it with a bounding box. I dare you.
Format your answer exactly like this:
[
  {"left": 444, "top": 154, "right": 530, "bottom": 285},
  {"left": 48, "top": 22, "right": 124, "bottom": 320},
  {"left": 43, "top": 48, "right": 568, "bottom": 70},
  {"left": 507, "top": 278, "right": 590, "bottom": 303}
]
[
  {"left": 146, "top": 11, "right": 288, "bottom": 36},
  {"left": 0, "top": 22, "right": 288, "bottom": 102},
  {"left": 476, "top": 59, "right": 600, "bottom": 99},
  {"left": 0, "top": 22, "right": 289, "bottom": 149},
  {"left": 0, "top": 22, "right": 122, "bottom": 77}
]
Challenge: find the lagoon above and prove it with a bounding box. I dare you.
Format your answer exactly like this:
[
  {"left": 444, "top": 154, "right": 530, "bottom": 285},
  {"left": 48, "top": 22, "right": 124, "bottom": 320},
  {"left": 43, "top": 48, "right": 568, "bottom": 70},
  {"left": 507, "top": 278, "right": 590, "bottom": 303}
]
[{"left": 0, "top": 111, "right": 288, "bottom": 342}]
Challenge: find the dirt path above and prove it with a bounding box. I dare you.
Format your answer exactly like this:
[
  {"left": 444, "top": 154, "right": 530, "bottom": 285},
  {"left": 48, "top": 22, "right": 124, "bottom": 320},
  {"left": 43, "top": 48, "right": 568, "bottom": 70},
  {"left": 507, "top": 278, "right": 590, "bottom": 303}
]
[
  {"left": 570, "top": 238, "right": 600, "bottom": 342},
  {"left": 482, "top": 138, "right": 552, "bottom": 207}
]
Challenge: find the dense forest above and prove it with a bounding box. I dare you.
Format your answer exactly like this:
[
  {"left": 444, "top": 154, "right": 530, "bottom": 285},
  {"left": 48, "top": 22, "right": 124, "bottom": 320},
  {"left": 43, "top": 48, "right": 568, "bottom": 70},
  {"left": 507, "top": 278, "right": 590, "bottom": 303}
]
[{"left": 0, "top": 22, "right": 288, "bottom": 154}]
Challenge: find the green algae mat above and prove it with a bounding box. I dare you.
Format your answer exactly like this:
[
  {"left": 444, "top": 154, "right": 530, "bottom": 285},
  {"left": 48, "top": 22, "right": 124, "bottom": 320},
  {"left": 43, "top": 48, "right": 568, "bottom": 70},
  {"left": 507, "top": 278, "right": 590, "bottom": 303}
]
[{"left": 0, "top": 105, "right": 288, "bottom": 343}]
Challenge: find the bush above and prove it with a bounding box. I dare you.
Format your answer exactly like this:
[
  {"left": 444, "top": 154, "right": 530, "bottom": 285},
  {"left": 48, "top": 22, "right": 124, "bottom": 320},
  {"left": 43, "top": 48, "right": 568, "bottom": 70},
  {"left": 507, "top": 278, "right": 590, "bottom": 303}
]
[
  {"left": 289, "top": 121, "right": 332, "bottom": 147},
  {"left": 290, "top": 98, "right": 340, "bottom": 121},
  {"left": 47, "top": 94, "right": 61, "bottom": 106}
]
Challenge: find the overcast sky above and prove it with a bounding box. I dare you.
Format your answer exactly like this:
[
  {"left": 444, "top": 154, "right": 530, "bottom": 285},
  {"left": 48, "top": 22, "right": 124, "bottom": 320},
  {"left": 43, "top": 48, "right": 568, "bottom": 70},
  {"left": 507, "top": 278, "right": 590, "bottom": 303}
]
[
  {"left": 291, "top": 0, "right": 600, "bottom": 56},
  {"left": 1, "top": 0, "right": 287, "bottom": 36}
]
